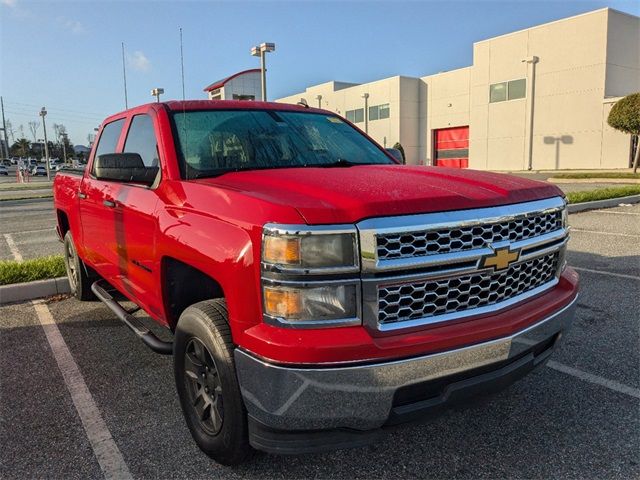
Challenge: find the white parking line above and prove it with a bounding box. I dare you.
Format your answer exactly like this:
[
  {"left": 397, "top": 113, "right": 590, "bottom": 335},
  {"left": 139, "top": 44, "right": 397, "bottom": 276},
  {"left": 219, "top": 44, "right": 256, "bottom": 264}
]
[
  {"left": 547, "top": 361, "right": 640, "bottom": 399},
  {"left": 5, "top": 227, "right": 56, "bottom": 235},
  {"left": 3, "top": 233, "right": 23, "bottom": 262},
  {"left": 32, "top": 300, "right": 132, "bottom": 480},
  {"left": 573, "top": 266, "right": 640, "bottom": 281},
  {"left": 571, "top": 229, "right": 640, "bottom": 238}
]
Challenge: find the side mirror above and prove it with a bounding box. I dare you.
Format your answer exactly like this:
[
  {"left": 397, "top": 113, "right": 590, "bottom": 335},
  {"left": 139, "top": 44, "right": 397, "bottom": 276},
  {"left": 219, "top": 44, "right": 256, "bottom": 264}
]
[{"left": 94, "top": 153, "right": 158, "bottom": 186}]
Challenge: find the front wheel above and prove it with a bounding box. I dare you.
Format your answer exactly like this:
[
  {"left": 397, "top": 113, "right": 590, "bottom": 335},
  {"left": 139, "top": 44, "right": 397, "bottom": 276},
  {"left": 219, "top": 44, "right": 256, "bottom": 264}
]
[
  {"left": 174, "top": 300, "right": 252, "bottom": 465},
  {"left": 63, "top": 231, "right": 95, "bottom": 301}
]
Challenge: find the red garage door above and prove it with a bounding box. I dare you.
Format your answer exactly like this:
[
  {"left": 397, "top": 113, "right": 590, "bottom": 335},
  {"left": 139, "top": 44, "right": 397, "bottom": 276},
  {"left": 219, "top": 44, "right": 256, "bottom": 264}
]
[{"left": 434, "top": 126, "right": 469, "bottom": 168}]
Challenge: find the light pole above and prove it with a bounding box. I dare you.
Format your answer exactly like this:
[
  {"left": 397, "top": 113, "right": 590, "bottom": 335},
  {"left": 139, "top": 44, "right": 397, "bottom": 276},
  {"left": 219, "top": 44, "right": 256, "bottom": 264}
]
[
  {"left": 362, "top": 93, "right": 369, "bottom": 134},
  {"left": 61, "top": 132, "right": 68, "bottom": 164},
  {"left": 251, "top": 42, "right": 276, "bottom": 101},
  {"left": 522, "top": 56, "right": 539, "bottom": 170},
  {"left": 39, "top": 107, "right": 50, "bottom": 180},
  {"left": 316, "top": 95, "right": 322, "bottom": 108},
  {"left": 151, "top": 88, "right": 165, "bottom": 103}
]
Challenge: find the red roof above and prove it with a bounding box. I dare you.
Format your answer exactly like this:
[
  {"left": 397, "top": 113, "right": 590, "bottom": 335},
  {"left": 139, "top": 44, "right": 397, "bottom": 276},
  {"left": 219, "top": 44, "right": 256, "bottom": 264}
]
[{"left": 203, "top": 69, "right": 261, "bottom": 92}]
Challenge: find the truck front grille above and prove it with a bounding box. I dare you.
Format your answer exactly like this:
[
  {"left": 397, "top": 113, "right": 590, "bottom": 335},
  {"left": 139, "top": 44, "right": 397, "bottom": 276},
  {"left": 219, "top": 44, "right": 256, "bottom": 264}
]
[
  {"left": 378, "top": 252, "right": 559, "bottom": 325},
  {"left": 376, "top": 210, "right": 562, "bottom": 261},
  {"left": 357, "top": 197, "right": 569, "bottom": 332}
]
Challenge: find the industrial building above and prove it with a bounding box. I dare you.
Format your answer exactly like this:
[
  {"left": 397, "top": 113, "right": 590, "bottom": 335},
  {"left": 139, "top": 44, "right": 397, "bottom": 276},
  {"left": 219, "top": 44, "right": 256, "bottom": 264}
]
[{"left": 276, "top": 8, "right": 639, "bottom": 170}]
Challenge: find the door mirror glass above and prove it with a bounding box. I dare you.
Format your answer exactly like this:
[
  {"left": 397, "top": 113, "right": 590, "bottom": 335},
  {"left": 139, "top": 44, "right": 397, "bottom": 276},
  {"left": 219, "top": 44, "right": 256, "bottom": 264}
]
[{"left": 94, "top": 153, "right": 159, "bottom": 186}]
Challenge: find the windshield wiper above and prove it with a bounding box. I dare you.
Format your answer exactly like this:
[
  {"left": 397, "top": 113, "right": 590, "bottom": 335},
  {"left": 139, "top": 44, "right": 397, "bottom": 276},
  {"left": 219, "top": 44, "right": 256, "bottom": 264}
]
[{"left": 318, "top": 158, "right": 366, "bottom": 168}]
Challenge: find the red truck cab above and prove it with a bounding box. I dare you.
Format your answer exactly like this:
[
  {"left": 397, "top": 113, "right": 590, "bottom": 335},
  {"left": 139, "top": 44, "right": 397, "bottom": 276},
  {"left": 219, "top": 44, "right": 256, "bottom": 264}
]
[{"left": 54, "top": 100, "right": 578, "bottom": 464}]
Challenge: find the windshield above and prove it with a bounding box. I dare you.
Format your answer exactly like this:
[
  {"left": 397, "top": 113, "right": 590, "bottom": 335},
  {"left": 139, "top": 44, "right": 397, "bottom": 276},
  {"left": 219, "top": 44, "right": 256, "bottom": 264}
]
[{"left": 171, "top": 109, "right": 394, "bottom": 179}]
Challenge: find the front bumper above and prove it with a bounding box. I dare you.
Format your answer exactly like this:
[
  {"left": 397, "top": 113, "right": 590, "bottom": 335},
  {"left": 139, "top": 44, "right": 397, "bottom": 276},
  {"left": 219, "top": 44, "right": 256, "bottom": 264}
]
[{"left": 235, "top": 297, "right": 576, "bottom": 453}]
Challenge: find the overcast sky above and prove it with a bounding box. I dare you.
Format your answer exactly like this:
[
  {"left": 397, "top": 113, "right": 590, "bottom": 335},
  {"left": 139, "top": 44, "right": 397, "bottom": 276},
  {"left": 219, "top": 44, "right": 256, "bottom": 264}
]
[{"left": 1, "top": 0, "right": 638, "bottom": 147}]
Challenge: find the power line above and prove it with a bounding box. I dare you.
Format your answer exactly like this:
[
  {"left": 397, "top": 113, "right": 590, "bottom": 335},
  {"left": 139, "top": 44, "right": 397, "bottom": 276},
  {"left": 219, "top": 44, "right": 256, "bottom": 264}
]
[{"left": 2, "top": 99, "right": 106, "bottom": 118}]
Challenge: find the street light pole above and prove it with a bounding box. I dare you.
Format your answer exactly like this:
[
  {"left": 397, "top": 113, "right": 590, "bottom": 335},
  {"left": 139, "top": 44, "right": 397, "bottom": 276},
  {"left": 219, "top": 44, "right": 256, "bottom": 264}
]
[
  {"left": 61, "top": 132, "right": 68, "bottom": 164},
  {"left": 39, "top": 107, "right": 50, "bottom": 180},
  {"left": 151, "top": 88, "right": 165, "bottom": 103},
  {"left": 522, "top": 56, "right": 539, "bottom": 171},
  {"left": 0, "top": 96, "right": 9, "bottom": 158},
  {"left": 362, "top": 93, "right": 370, "bottom": 134},
  {"left": 316, "top": 95, "right": 322, "bottom": 108},
  {"left": 251, "top": 42, "right": 275, "bottom": 101}
]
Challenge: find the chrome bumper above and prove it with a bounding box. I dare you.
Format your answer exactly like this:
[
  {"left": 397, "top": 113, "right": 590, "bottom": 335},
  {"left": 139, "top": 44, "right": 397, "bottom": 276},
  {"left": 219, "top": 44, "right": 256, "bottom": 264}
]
[{"left": 234, "top": 297, "right": 576, "bottom": 432}]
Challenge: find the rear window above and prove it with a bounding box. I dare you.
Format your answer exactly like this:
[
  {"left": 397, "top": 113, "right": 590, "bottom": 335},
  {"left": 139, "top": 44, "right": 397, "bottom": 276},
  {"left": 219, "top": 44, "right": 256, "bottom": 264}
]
[{"left": 171, "top": 109, "right": 393, "bottom": 179}]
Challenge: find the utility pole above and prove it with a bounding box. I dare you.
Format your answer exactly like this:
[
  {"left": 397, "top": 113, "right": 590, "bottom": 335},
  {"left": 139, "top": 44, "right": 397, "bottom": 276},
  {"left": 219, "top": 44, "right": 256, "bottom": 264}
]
[
  {"left": 39, "top": 107, "right": 50, "bottom": 180},
  {"left": 61, "top": 132, "right": 68, "bottom": 164},
  {"left": 0, "top": 96, "right": 9, "bottom": 158}
]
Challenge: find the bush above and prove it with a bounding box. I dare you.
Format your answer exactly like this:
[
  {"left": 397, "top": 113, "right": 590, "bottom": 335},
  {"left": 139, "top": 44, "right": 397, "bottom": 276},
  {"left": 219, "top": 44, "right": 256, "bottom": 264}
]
[
  {"left": 607, "top": 93, "right": 640, "bottom": 173},
  {"left": 565, "top": 185, "right": 640, "bottom": 204},
  {"left": 393, "top": 142, "right": 406, "bottom": 164},
  {"left": 0, "top": 255, "right": 66, "bottom": 285}
]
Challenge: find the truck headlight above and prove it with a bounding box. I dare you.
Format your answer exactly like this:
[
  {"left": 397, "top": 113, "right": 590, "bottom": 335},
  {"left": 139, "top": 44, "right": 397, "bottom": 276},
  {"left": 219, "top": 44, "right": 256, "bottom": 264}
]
[
  {"left": 262, "top": 224, "right": 359, "bottom": 273},
  {"left": 263, "top": 283, "right": 359, "bottom": 326}
]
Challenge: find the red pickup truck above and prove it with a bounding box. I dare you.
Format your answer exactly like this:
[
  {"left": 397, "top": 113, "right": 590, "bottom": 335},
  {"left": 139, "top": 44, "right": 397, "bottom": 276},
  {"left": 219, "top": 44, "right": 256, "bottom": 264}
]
[{"left": 54, "top": 100, "right": 578, "bottom": 464}]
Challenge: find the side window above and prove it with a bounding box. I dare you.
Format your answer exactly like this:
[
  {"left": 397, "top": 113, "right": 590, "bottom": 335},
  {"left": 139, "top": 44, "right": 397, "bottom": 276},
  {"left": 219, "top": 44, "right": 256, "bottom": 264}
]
[
  {"left": 123, "top": 115, "right": 160, "bottom": 167},
  {"left": 94, "top": 119, "right": 125, "bottom": 160}
]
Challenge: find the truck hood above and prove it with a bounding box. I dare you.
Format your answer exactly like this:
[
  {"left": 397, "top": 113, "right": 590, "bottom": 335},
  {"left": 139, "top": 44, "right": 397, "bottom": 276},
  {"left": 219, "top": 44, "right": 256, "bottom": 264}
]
[{"left": 196, "top": 165, "right": 563, "bottom": 224}]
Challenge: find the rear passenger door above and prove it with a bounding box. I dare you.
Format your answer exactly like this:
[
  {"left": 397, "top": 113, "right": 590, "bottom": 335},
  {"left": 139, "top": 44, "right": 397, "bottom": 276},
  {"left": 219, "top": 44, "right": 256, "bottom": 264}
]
[
  {"left": 114, "top": 114, "right": 163, "bottom": 317},
  {"left": 80, "top": 118, "right": 125, "bottom": 279}
]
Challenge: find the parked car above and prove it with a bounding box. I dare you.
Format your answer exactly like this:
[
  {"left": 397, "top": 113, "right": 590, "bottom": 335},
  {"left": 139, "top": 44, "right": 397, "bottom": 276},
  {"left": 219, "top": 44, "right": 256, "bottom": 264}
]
[
  {"left": 53, "top": 101, "right": 578, "bottom": 465},
  {"left": 32, "top": 165, "right": 47, "bottom": 176},
  {"left": 1, "top": 158, "right": 11, "bottom": 166},
  {"left": 0, "top": 165, "right": 8, "bottom": 176}
]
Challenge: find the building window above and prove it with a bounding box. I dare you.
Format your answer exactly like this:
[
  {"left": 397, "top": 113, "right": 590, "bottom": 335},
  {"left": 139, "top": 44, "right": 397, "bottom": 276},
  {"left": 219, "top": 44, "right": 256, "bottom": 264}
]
[
  {"left": 507, "top": 79, "right": 526, "bottom": 100},
  {"left": 232, "top": 94, "right": 255, "bottom": 101},
  {"left": 489, "top": 79, "right": 526, "bottom": 103},
  {"left": 346, "top": 108, "right": 364, "bottom": 123},
  {"left": 369, "top": 103, "right": 390, "bottom": 121}
]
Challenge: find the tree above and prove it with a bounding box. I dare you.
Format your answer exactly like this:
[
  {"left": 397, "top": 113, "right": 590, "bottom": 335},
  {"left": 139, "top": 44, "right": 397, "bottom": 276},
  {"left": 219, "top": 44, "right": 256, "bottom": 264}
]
[
  {"left": 28, "top": 121, "right": 40, "bottom": 142},
  {"left": 393, "top": 142, "right": 406, "bottom": 164},
  {"left": 11, "top": 138, "right": 30, "bottom": 157},
  {"left": 607, "top": 92, "right": 640, "bottom": 173}
]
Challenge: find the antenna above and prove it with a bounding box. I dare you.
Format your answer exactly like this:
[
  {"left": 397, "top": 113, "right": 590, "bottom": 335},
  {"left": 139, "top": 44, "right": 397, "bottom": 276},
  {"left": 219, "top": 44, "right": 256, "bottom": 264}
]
[
  {"left": 179, "top": 27, "right": 186, "bottom": 102},
  {"left": 121, "top": 42, "right": 129, "bottom": 109}
]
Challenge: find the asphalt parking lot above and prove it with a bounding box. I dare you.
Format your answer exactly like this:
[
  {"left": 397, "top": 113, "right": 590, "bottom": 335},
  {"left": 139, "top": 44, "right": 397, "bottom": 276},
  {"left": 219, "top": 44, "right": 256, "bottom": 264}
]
[
  {"left": 0, "top": 205, "right": 639, "bottom": 479},
  {"left": 0, "top": 198, "right": 58, "bottom": 261}
]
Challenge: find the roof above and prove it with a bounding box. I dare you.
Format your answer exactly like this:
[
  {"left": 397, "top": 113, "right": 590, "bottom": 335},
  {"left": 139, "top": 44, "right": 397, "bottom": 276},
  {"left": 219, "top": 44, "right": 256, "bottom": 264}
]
[{"left": 203, "top": 69, "right": 261, "bottom": 92}]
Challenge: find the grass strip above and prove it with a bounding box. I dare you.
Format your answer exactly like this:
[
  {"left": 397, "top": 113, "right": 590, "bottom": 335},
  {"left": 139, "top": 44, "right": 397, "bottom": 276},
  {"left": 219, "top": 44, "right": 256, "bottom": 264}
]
[
  {"left": 566, "top": 185, "right": 640, "bottom": 204},
  {"left": 0, "top": 255, "right": 66, "bottom": 285},
  {"left": 553, "top": 172, "right": 639, "bottom": 180},
  {"left": 0, "top": 184, "right": 53, "bottom": 192}
]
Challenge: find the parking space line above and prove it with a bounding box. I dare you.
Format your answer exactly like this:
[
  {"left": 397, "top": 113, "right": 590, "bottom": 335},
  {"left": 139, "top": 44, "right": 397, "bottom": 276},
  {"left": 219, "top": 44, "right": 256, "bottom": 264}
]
[
  {"left": 593, "top": 210, "right": 640, "bottom": 216},
  {"left": 573, "top": 266, "right": 640, "bottom": 281},
  {"left": 3, "top": 233, "right": 23, "bottom": 262},
  {"left": 7, "top": 227, "right": 56, "bottom": 235},
  {"left": 32, "top": 300, "right": 133, "bottom": 480},
  {"left": 547, "top": 361, "right": 640, "bottom": 399},
  {"left": 571, "top": 229, "right": 639, "bottom": 238}
]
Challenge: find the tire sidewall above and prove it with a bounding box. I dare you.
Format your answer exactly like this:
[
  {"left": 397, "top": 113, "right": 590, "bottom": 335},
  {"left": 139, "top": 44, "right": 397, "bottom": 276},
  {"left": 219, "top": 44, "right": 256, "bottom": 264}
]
[{"left": 174, "top": 303, "right": 249, "bottom": 465}]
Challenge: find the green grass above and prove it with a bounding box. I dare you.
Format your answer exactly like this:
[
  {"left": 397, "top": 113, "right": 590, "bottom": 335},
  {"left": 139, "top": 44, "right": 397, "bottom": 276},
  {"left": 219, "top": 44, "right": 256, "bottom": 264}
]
[
  {"left": 566, "top": 185, "right": 640, "bottom": 204},
  {"left": 0, "top": 193, "right": 54, "bottom": 202},
  {"left": 0, "top": 255, "right": 66, "bottom": 285},
  {"left": 553, "top": 172, "right": 639, "bottom": 180}
]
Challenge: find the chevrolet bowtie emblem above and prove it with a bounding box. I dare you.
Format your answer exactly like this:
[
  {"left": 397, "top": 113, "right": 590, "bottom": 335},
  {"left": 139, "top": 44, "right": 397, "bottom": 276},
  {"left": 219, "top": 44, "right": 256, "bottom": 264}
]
[{"left": 481, "top": 247, "right": 521, "bottom": 271}]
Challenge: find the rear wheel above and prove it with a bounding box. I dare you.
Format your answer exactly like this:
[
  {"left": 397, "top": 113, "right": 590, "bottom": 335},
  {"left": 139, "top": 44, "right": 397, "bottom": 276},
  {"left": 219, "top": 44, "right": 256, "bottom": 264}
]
[
  {"left": 63, "top": 231, "right": 95, "bottom": 301},
  {"left": 174, "top": 300, "right": 251, "bottom": 465}
]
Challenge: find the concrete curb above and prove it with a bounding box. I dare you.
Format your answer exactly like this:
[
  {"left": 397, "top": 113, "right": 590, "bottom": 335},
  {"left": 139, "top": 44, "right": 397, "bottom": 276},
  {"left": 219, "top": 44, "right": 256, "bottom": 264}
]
[
  {"left": 0, "top": 277, "right": 70, "bottom": 305},
  {"left": 549, "top": 177, "right": 640, "bottom": 184},
  {"left": 568, "top": 194, "right": 640, "bottom": 213}
]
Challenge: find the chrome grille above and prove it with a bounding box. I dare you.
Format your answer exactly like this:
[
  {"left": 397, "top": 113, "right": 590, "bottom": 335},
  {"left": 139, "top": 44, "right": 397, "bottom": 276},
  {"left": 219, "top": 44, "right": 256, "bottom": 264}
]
[
  {"left": 376, "top": 210, "right": 562, "bottom": 261},
  {"left": 378, "top": 252, "right": 559, "bottom": 325}
]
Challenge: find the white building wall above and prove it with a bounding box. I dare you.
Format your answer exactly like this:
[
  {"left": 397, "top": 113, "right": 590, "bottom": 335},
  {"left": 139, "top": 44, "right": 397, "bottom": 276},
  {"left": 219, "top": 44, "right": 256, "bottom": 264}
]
[{"left": 221, "top": 72, "right": 262, "bottom": 100}]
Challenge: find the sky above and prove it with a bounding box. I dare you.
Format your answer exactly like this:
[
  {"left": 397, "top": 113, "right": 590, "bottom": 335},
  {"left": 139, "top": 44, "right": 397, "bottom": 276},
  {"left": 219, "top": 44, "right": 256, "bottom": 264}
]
[{"left": 1, "top": 0, "right": 638, "bottom": 147}]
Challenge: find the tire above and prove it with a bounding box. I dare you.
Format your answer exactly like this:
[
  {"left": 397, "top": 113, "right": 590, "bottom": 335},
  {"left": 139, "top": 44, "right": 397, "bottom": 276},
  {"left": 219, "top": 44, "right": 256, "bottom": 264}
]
[
  {"left": 174, "top": 300, "right": 252, "bottom": 465},
  {"left": 63, "top": 231, "right": 95, "bottom": 301}
]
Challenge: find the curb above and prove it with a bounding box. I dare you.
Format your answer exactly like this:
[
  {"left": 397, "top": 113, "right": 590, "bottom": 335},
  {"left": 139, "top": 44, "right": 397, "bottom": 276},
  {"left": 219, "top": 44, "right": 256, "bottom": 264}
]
[
  {"left": 568, "top": 194, "right": 640, "bottom": 213},
  {"left": 549, "top": 178, "right": 640, "bottom": 184},
  {"left": 0, "top": 277, "right": 70, "bottom": 305}
]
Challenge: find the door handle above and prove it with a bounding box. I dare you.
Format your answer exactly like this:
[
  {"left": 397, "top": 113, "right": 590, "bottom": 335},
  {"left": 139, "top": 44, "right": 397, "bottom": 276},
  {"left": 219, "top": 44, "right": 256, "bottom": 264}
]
[
  {"left": 103, "top": 199, "right": 116, "bottom": 208},
  {"left": 78, "top": 191, "right": 87, "bottom": 199}
]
